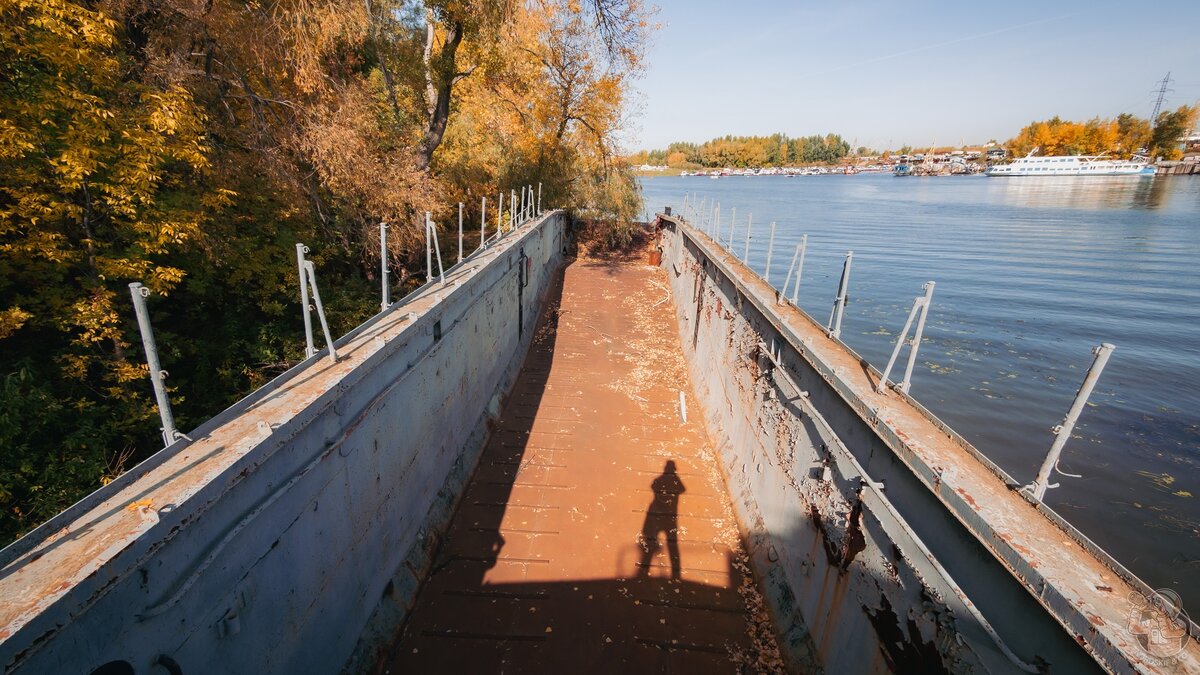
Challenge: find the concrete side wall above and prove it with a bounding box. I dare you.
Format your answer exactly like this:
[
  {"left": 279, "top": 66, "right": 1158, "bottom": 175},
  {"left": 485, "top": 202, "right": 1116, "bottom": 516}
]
[
  {"left": 659, "top": 218, "right": 1098, "bottom": 674},
  {"left": 1, "top": 214, "right": 568, "bottom": 675}
]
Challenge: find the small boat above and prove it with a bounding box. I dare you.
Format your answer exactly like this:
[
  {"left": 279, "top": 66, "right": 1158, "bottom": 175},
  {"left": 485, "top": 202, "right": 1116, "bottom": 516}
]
[
  {"left": 893, "top": 163, "right": 913, "bottom": 177},
  {"left": 986, "top": 149, "right": 1155, "bottom": 177}
]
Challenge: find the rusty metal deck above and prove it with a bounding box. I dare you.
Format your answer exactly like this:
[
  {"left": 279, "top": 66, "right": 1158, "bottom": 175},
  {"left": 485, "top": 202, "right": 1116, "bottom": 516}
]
[{"left": 384, "top": 253, "right": 782, "bottom": 672}]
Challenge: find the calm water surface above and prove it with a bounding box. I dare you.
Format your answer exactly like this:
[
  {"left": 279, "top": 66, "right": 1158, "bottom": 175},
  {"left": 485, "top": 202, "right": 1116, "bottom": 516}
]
[{"left": 641, "top": 174, "right": 1200, "bottom": 607}]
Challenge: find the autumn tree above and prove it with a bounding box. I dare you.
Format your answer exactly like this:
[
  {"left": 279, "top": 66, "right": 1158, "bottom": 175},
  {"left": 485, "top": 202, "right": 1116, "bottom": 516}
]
[{"left": 1150, "top": 105, "right": 1199, "bottom": 160}]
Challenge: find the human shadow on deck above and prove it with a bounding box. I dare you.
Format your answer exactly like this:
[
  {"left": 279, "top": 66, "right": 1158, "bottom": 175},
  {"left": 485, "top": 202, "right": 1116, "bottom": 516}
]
[
  {"left": 384, "top": 258, "right": 767, "bottom": 673},
  {"left": 637, "top": 460, "right": 686, "bottom": 580}
]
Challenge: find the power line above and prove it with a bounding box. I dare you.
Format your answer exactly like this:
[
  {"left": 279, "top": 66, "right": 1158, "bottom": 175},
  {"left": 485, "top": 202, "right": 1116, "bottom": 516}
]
[{"left": 1150, "top": 71, "right": 1174, "bottom": 124}]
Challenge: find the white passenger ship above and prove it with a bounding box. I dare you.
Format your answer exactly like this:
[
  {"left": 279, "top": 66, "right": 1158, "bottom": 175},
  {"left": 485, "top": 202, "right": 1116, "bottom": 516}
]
[{"left": 986, "top": 150, "right": 1155, "bottom": 177}]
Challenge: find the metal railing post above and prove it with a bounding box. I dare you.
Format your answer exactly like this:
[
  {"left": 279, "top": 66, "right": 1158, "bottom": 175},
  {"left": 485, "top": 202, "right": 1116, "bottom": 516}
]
[
  {"left": 1029, "top": 343, "right": 1116, "bottom": 500},
  {"left": 537, "top": 182, "right": 542, "bottom": 215},
  {"left": 900, "top": 281, "right": 935, "bottom": 392},
  {"left": 714, "top": 203, "right": 721, "bottom": 242},
  {"left": 426, "top": 212, "right": 445, "bottom": 283},
  {"left": 480, "top": 196, "right": 487, "bottom": 250},
  {"left": 129, "top": 282, "right": 180, "bottom": 447},
  {"left": 379, "top": 223, "right": 389, "bottom": 311},
  {"left": 497, "top": 192, "right": 503, "bottom": 239},
  {"left": 765, "top": 222, "right": 776, "bottom": 284},
  {"left": 457, "top": 202, "right": 464, "bottom": 263},
  {"left": 302, "top": 260, "right": 338, "bottom": 362},
  {"left": 878, "top": 281, "right": 934, "bottom": 394},
  {"left": 424, "top": 213, "right": 433, "bottom": 284},
  {"left": 296, "top": 243, "right": 315, "bottom": 357},
  {"left": 728, "top": 207, "right": 737, "bottom": 249},
  {"left": 791, "top": 234, "right": 807, "bottom": 304},
  {"left": 827, "top": 250, "right": 853, "bottom": 339},
  {"left": 743, "top": 212, "right": 753, "bottom": 261},
  {"left": 510, "top": 190, "right": 516, "bottom": 230}
]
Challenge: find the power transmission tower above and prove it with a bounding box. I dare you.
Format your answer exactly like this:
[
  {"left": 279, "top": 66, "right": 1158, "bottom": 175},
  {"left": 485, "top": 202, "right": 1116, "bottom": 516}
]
[{"left": 1150, "top": 72, "right": 1173, "bottom": 124}]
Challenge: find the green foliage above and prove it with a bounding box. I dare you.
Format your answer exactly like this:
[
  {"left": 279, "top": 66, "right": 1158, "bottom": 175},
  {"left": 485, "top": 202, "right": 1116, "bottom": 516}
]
[
  {"left": 1150, "top": 105, "right": 1199, "bottom": 160},
  {"left": 636, "top": 133, "right": 852, "bottom": 168},
  {"left": 0, "top": 0, "right": 651, "bottom": 544}
]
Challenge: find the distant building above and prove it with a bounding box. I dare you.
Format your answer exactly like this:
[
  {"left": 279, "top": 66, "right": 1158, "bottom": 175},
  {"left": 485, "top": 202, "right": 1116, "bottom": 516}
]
[{"left": 1185, "top": 131, "right": 1200, "bottom": 153}]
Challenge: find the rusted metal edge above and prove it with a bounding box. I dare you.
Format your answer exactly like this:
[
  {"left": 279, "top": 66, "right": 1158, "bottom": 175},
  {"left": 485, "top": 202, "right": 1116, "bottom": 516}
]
[
  {"left": 756, "top": 341, "right": 1039, "bottom": 672},
  {"left": 660, "top": 213, "right": 1200, "bottom": 670},
  {"left": 0, "top": 211, "right": 561, "bottom": 572}
]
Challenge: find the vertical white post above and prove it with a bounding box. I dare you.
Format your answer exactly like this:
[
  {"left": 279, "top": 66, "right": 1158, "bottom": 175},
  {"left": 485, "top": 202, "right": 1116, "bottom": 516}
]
[
  {"left": 537, "top": 182, "right": 542, "bottom": 215},
  {"left": 302, "top": 261, "right": 338, "bottom": 362},
  {"left": 510, "top": 190, "right": 516, "bottom": 230},
  {"left": 743, "top": 212, "right": 753, "bottom": 261},
  {"left": 1030, "top": 343, "right": 1116, "bottom": 500},
  {"left": 900, "top": 281, "right": 936, "bottom": 392},
  {"left": 379, "top": 222, "right": 389, "bottom": 311},
  {"left": 714, "top": 203, "right": 721, "bottom": 242},
  {"left": 791, "top": 234, "right": 808, "bottom": 304},
  {"left": 129, "top": 282, "right": 179, "bottom": 447},
  {"left": 497, "top": 192, "right": 503, "bottom": 239},
  {"left": 480, "top": 196, "right": 487, "bottom": 250},
  {"left": 457, "top": 202, "right": 464, "bottom": 263},
  {"left": 729, "top": 207, "right": 737, "bottom": 248},
  {"left": 765, "top": 222, "right": 777, "bottom": 284},
  {"left": 878, "top": 284, "right": 930, "bottom": 393},
  {"left": 425, "top": 212, "right": 433, "bottom": 283},
  {"left": 296, "top": 243, "right": 315, "bottom": 357},
  {"left": 426, "top": 212, "right": 445, "bottom": 283},
  {"left": 827, "top": 251, "right": 853, "bottom": 339}
]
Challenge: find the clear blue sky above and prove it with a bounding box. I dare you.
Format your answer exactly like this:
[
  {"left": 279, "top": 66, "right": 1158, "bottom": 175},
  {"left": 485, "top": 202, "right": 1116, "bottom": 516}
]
[{"left": 629, "top": 0, "right": 1200, "bottom": 151}]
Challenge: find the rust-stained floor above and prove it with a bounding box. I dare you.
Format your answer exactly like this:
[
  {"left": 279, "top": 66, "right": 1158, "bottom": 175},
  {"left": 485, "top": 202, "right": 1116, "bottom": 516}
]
[{"left": 385, "top": 250, "right": 782, "bottom": 673}]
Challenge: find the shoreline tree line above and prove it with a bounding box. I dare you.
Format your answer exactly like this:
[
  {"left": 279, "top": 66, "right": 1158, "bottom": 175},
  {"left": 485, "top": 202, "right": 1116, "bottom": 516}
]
[
  {"left": 0, "top": 0, "right": 653, "bottom": 543},
  {"left": 633, "top": 106, "right": 1197, "bottom": 168}
]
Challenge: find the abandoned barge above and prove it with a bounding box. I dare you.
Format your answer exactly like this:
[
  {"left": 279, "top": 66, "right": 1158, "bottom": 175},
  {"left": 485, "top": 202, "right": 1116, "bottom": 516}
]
[{"left": 0, "top": 206, "right": 1196, "bottom": 673}]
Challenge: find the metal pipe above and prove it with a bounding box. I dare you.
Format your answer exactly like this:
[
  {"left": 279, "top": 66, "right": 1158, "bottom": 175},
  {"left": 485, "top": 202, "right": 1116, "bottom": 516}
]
[
  {"left": 878, "top": 283, "right": 934, "bottom": 393},
  {"left": 714, "top": 203, "right": 720, "bottom": 242},
  {"left": 743, "top": 212, "right": 753, "bottom": 261},
  {"left": 379, "top": 223, "right": 389, "bottom": 311},
  {"left": 296, "top": 243, "right": 315, "bottom": 357},
  {"left": 302, "top": 261, "right": 337, "bottom": 362},
  {"left": 426, "top": 212, "right": 445, "bottom": 283},
  {"left": 791, "top": 234, "right": 807, "bottom": 304},
  {"left": 480, "top": 196, "right": 486, "bottom": 250},
  {"left": 728, "top": 207, "right": 737, "bottom": 249},
  {"left": 510, "top": 190, "right": 516, "bottom": 230},
  {"left": 497, "top": 192, "right": 503, "bottom": 239},
  {"left": 827, "top": 250, "right": 853, "bottom": 339},
  {"left": 424, "top": 213, "right": 433, "bottom": 283},
  {"left": 1030, "top": 343, "right": 1116, "bottom": 500},
  {"left": 457, "top": 202, "right": 463, "bottom": 263},
  {"left": 537, "top": 182, "right": 542, "bottom": 215},
  {"left": 900, "top": 281, "right": 935, "bottom": 392},
  {"left": 765, "top": 222, "right": 776, "bottom": 284},
  {"left": 129, "top": 282, "right": 179, "bottom": 447},
  {"left": 878, "top": 296, "right": 921, "bottom": 393},
  {"left": 781, "top": 244, "right": 800, "bottom": 302}
]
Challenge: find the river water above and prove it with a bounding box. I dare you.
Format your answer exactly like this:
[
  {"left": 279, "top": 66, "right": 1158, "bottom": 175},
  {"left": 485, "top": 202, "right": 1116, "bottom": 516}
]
[{"left": 640, "top": 174, "right": 1200, "bottom": 608}]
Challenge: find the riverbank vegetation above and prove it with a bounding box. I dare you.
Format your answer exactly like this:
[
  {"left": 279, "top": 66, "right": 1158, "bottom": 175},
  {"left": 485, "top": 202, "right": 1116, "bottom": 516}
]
[
  {"left": 0, "top": 0, "right": 653, "bottom": 543},
  {"left": 1006, "top": 107, "right": 1198, "bottom": 160},
  {"left": 629, "top": 133, "right": 853, "bottom": 169}
]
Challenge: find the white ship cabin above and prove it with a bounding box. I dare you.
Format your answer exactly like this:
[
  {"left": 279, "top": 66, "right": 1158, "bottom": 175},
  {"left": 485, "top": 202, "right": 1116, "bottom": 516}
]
[{"left": 987, "top": 155, "right": 1149, "bottom": 176}]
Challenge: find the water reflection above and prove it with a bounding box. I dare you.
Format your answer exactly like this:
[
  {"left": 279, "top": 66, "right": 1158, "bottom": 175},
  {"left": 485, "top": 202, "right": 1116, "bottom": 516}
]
[{"left": 989, "top": 175, "right": 1170, "bottom": 210}]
